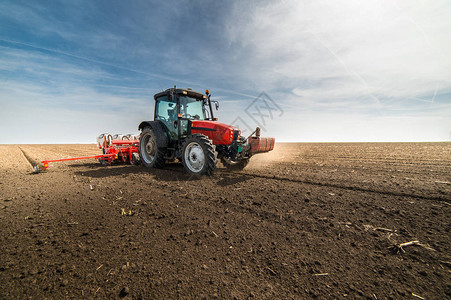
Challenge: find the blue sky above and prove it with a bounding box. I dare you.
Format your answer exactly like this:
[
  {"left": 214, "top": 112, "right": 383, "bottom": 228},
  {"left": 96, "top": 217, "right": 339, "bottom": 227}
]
[{"left": 0, "top": 0, "right": 450, "bottom": 143}]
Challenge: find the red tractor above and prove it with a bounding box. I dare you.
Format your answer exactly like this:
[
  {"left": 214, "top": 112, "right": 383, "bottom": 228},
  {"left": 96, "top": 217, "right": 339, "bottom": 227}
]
[{"left": 138, "top": 87, "right": 275, "bottom": 175}]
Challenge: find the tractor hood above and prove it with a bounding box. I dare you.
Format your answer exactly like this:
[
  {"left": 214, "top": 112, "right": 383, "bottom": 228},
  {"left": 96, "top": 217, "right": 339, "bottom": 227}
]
[{"left": 190, "top": 120, "right": 240, "bottom": 145}]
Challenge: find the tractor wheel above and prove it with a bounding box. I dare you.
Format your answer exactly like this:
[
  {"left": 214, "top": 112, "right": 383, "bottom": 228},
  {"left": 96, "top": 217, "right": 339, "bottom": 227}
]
[
  {"left": 139, "top": 127, "right": 165, "bottom": 168},
  {"left": 221, "top": 157, "right": 250, "bottom": 171},
  {"left": 182, "top": 134, "right": 217, "bottom": 176}
]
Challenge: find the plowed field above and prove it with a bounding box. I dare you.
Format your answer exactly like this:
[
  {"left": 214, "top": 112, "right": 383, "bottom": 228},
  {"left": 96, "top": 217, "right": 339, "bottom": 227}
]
[{"left": 0, "top": 143, "right": 450, "bottom": 299}]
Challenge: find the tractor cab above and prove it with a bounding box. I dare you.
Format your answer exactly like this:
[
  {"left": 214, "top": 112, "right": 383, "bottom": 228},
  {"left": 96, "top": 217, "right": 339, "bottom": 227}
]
[{"left": 154, "top": 88, "right": 212, "bottom": 140}]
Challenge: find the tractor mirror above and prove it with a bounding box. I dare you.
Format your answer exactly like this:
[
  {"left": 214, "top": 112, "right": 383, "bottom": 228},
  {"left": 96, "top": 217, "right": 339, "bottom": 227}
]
[{"left": 214, "top": 101, "right": 219, "bottom": 110}]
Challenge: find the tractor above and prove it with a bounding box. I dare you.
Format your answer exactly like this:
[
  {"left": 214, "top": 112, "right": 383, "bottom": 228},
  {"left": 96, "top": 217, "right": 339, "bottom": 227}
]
[{"left": 138, "top": 87, "right": 275, "bottom": 175}]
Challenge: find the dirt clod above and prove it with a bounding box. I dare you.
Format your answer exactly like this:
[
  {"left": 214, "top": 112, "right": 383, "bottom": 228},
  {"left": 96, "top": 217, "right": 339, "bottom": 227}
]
[{"left": 119, "top": 286, "right": 130, "bottom": 298}]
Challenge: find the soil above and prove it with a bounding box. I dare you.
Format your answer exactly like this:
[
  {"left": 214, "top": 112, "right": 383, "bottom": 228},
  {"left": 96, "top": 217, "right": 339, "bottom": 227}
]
[{"left": 0, "top": 143, "right": 450, "bottom": 299}]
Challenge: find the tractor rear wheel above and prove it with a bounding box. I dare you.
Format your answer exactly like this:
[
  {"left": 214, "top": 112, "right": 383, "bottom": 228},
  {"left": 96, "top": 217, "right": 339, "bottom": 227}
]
[
  {"left": 182, "top": 134, "right": 217, "bottom": 176},
  {"left": 221, "top": 157, "right": 250, "bottom": 171},
  {"left": 139, "top": 127, "right": 165, "bottom": 168}
]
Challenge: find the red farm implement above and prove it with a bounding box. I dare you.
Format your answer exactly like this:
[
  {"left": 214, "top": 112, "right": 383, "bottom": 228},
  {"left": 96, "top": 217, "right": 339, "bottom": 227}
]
[{"left": 37, "top": 135, "right": 139, "bottom": 173}]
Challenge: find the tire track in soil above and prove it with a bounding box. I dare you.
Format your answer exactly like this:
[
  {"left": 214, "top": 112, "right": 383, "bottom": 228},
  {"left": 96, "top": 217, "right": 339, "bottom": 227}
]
[
  {"left": 52, "top": 154, "right": 449, "bottom": 204},
  {"left": 18, "top": 146, "right": 40, "bottom": 171},
  {"left": 159, "top": 165, "right": 449, "bottom": 232},
  {"left": 277, "top": 161, "right": 451, "bottom": 177},
  {"left": 237, "top": 172, "right": 451, "bottom": 202},
  {"left": 97, "top": 163, "right": 449, "bottom": 203},
  {"left": 303, "top": 155, "right": 450, "bottom": 166}
]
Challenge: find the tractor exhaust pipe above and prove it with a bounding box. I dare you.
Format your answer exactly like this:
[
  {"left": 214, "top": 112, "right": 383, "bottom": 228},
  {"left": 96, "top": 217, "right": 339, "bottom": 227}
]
[{"left": 244, "top": 127, "right": 261, "bottom": 142}]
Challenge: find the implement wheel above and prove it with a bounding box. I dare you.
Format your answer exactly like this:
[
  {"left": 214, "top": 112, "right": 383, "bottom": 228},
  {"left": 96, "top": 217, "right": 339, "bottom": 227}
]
[
  {"left": 139, "top": 127, "right": 165, "bottom": 168},
  {"left": 182, "top": 134, "right": 217, "bottom": 176}
]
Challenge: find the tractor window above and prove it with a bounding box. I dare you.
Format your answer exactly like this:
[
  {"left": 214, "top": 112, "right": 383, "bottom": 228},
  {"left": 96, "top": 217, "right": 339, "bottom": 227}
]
[
  {"left": 155, "top": 96, "right": 177, "bottom": 122},
  {"left": 179, "top": 96, "right": 205, "bottom": 120},
  {"left": 155, "top": 95, "right": 178, "bottom": 139}
]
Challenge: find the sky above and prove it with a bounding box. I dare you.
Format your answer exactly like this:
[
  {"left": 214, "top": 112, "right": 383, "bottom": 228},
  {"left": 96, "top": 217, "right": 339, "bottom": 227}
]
[{"left": 0, "top": 0, "right": 450, "bottom": 143}]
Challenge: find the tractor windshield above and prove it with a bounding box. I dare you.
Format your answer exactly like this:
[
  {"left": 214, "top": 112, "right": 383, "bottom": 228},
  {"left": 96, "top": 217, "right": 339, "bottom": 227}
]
[{"left": 179, "top": 95, "right": 205, "bottom": 120}]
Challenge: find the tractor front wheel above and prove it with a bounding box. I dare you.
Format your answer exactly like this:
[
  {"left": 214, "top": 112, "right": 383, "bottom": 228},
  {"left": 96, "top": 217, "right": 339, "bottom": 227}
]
[
  {"left": 182, "top": 134, "right": 217, "bottom": 176},
  {"left": 221, "top": 157, "right": 250, "bottom": 171},
  {"left": 139, "top": 127, "right": 165, "bottom": 168}
]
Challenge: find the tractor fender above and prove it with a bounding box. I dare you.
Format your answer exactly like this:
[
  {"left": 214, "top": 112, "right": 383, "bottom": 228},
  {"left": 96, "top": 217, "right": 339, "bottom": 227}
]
[{"left": 138, "top": 120, "right": 169, "bottom": 148}]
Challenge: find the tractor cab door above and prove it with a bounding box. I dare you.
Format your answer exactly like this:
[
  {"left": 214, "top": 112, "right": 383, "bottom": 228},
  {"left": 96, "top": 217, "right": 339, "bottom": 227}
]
[
  {"left": 179, "top": 95, "right": 206, "bottom": 137},
  {"left": 155, "top": 95, "right": 178, "bottom": 140}
]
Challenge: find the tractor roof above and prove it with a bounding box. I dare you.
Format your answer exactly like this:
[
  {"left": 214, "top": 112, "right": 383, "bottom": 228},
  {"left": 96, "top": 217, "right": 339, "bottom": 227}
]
[{"left": 154, "top": 88, "right": 206, "bottom": 101}]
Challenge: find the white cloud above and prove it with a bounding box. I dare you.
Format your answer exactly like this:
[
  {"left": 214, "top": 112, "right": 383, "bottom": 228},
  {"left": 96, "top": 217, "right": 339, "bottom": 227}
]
[{"left": 224, "top": 0, "right": 451, "bottom": 103}]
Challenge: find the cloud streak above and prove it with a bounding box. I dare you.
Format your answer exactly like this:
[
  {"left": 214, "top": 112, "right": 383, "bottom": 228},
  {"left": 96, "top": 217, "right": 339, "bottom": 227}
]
[{"left": 223, "top": 0, "right": 451, "bottom": 102}]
